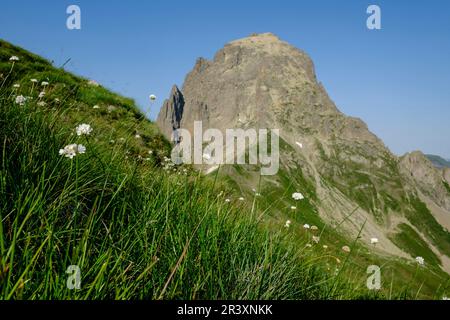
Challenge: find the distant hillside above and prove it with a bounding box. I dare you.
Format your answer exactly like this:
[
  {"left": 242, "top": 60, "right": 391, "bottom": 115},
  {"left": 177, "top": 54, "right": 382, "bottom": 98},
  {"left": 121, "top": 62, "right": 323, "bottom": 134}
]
[{"left": 426, "top": 154, "right": 450, "bottom": 169}]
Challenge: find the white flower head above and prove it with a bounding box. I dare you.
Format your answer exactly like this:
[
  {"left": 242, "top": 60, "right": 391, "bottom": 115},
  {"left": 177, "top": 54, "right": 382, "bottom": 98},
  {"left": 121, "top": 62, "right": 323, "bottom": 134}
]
[
  {"left": 76, "top": 124, "right": 93, "bottom": 136},
  {"left": 310, "top": 225, "right": 319, "bottom": 231},
  {"left": 284, "top": 220, "right": 291, "bottom": 228},
  {"left": 370, "top": 237, "right": 379, "bottom": 245},
  {"left": 13, "top": 83, "right": 20, "bottom": 88},
  {"left": 225, "top": 198, "right": 231, "bottom": 203},
  {"left": 59, "top": 144, "right": 86, "bottom": 159},
  {"left": 87, "top": 79, "right": 99, "bottom": 86},
  {"left": 93, "top": 105, "right": 100, "bottom": 109},
  {"left": 290, "top": 206, "right": 297, "bottom": 210},
  {"left": 238, "top": 197, "right": 245, "bottom": 201},
  {"left": 149, "top": 94, "right": 156, "bottom": 101},
  {"left": 342, "top": 245, "right": 351, "bottom": 253},
  {"left": 38, "top": 91, "right": 45, "bottom": 98},
  {"left": 292, "top": 192, "right": 304, "bottom": 201},
  {"left": 312, "top": 236, "right": 320, "bottom": 243},
  {"left": 135, "top": 134, "right": 141, "bottom": 139},
  {"left": 9, "top": 56, "right": 19, "bottom": 62},
  {"left": 37, "top": 101, "right": 47, "bottom": 107},
  {"left": 415, "top": 256, "right": 425, "bottom": 266},
  {"left": 322, "top": 245, "right": 328, "bottom": 249},
  {"left": 303, "top": 224, "right": 310, "bottom": 229},
  {"left": 202, "top": 153, "right": 211, "bottom": 161},
  {"left": 30, "top": 78, "right": 38, "bottom": 83},
  {"left": 41, "top": 81, "right": 49, "bottom": 86},
  {"left": 15, "top": 95, "right": 27, "bottom": 105}
]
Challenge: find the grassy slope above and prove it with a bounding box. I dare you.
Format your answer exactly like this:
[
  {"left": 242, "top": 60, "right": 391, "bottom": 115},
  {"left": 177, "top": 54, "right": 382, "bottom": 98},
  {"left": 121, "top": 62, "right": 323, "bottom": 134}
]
[{"left": 0, "top": 40, "right": 449, "bottom": 299}]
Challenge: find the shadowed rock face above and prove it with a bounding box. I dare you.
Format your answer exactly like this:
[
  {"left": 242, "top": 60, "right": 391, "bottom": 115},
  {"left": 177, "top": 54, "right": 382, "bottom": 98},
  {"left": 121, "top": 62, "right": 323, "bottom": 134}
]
[
  {"left": 156, "top": 85, "right": 184, "bottom": 140},
  {"left": 156, "top": 33, "right": 450, "bottom": 266}
]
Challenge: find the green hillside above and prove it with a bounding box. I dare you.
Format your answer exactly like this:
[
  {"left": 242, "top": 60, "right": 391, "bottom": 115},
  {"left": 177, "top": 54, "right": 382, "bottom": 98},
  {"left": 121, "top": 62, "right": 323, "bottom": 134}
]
[{"left": 0, "top": 39, "right": 449, "bottom": 299}]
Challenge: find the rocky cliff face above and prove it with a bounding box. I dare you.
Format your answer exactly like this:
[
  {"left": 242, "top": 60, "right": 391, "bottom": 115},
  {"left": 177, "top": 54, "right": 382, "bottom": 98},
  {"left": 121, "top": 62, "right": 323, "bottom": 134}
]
[
  {"left": 157, "top": 33, "right": 450, "bottom": 269},
  {"left": 157, "top": 85, "right": 184, "bottom": 140},
  {"left": 400, "top": 151, "right": 450, "bottom": 211}
]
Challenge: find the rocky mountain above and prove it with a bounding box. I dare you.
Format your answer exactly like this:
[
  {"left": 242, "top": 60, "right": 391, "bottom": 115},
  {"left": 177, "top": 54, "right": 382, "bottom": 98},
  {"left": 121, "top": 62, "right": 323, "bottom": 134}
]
[{"left": 157, "top": 33, "right": 450, "bottom": 272}]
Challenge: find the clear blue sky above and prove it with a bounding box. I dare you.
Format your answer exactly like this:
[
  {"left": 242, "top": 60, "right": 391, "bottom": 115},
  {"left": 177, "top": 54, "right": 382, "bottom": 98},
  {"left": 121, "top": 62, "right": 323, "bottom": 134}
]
[{"left": 1, "top": 0, "right": 449, "bottom": 158}]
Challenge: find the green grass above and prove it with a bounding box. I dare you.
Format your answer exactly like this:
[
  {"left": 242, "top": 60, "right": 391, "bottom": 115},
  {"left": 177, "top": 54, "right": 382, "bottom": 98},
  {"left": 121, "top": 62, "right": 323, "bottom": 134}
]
[
  {"left": 406, "top": 197, "right": 450, "bottom": 256},
  {"left": 443, "top": 180, "right": 450, "bottom": 195},
  {"left": 390, "top": 224, "right": 441, "bottom": 267}
]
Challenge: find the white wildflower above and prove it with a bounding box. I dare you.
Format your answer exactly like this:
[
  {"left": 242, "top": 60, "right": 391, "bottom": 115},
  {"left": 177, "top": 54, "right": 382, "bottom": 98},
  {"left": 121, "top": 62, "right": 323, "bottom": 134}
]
[
  {"left": 41, "top": 81, "right": 49, "bottom": 86},
  {"left": 285, "top": 220, "right": 291, "bottom": 228},
  {"left": 225, "top": 198, "right": 231, "bottom": 203},
  {"left": 322, "top": 245, "right": 328, "bottom": 249},
  {"left": 202, "top": 153, "right": 211, "bottom": 160},
  {"left": 149, "top": 94, "right": 156, "bottom": 101},
  {"left": 76, "top": 124, "right": 93, "bottom": 136},
  {"left": 59, "top": 144, "right": 86, "bottom": 159},
  {"left": 148, "top": 150, "right": 153, "bottom": 155},
  {"left": 370, "top": 237, "right": 379, "bottom": 245},
  {"left": 442, "top": 296, "right": 449, "bottom": 300},
  {"left": 238, "top": 197, "right": 245, "bottom": 201},
  {"left": 415, "top": 256, "right": 425, "bottom": 265},
  {"left": 13, "top": 83, "right": 20, "bottom": 88},
  {"left": 292, "top": 192, "right": 304, "bottom": 200},
  {"left": 87, "top": 79, "right": 99, "bottom": 86},
  {"left": 37, "top": 101, "right": 47, "bottom": 107},
  {"left": 135, "top": 134, "right": 141, "bottom": 139},
  {"left": 30, "top": 78, "right": 38, "bottom": 83},
  {"left": 305, "top": 244, "right": 312, "bottom": 248},
  {"left": 38, "top": 91, "right": 45, "bottom": 98},
  {"left": 290, "top": 206, "right": 297, "bottom": 210},
  {"left": 303, "top": 224, "right": 310, "bottom": 229},
  {"left": 15, "top": 95, "right": 26, "bottom": 105},
  {"left": 342, "top": 246, "right": 351, "bottom": 253},
  {"left": 93, "top": 105, "right": 100, "bottom": 109},
  {"left": 312, "top": 236, "right": 320, "bottom": 243},
  {"left": 310, "top": 225, "right": 319, "bottom": 231},
  {"left": 9, "top": 56, "right": 19, "bottom": 62}
]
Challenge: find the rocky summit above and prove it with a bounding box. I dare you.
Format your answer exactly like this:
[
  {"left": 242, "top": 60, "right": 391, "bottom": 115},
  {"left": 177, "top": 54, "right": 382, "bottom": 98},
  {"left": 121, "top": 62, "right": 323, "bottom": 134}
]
[{"left": 157, "top": 33, "right": 450, "bottom": 273}]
